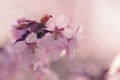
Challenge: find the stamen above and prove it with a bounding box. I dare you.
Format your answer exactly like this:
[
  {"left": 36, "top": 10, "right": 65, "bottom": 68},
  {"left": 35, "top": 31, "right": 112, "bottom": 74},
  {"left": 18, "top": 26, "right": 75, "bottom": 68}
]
[
  {"left": 53, "top": 27, "right": 64, "bottom": 40},
  {"left": 26, "top": 42, "right": 37, "bottom": 53},
  {"left": 40, "top": 14, "right": 52, "bottom": 24}
]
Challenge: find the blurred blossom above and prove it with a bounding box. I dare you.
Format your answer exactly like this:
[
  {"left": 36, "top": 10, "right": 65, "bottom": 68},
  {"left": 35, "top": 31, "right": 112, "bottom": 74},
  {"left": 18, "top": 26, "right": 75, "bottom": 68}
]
[
  {"left": 67, "top": 75, "right": 90, "bottom": 80},
  {"left": 0, "top": 44, "right": 59, "bottom": 80},
  {"left": 106, "top": 53, "right": 120, "bottom": 80},
  {"left": 50, "top": 58, "right": 108, "bottom": 80}
]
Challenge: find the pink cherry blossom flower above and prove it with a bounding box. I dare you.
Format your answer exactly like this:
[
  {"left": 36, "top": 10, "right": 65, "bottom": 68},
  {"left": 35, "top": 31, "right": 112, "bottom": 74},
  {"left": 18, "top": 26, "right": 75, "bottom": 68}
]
[{"left": 45, "top": 15, "right": 81, "bottom": 59}]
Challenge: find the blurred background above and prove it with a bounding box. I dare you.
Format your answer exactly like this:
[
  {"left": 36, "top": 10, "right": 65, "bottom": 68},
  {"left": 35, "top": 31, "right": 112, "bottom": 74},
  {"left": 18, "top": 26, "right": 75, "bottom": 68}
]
[{"left": 0, "top": 0, "right": 120, "bottom": 80}]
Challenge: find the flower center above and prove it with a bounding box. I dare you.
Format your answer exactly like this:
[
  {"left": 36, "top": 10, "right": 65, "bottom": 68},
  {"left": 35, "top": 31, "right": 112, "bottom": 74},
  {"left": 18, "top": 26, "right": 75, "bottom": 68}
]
[
  {"left": 53, "top": 27, "right": 64, "bottom": 40},
  {"left": 26, "top": 42, "right": 37, "bottom": 53}
]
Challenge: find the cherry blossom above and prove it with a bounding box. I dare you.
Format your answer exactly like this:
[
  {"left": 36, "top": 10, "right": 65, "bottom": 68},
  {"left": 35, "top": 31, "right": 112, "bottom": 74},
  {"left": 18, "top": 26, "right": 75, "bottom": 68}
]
[
  {"left": 11, "top": 14, "right": 82, "bottom": 80},
  {"left": 45, "top": 15, "right": 81, "bottom": 59}
]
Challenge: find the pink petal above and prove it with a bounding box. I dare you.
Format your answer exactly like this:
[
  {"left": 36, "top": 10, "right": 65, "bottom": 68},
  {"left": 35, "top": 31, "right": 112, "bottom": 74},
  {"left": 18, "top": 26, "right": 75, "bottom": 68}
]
[
  {"left": 56, "top": 15, "right": 70, "bottom": 28},
  {"left": 11, "top": 25, "right": 26, "bottom": 39},
  {"left": 25, "top": 32, "right": 37, "bottom": 43}
]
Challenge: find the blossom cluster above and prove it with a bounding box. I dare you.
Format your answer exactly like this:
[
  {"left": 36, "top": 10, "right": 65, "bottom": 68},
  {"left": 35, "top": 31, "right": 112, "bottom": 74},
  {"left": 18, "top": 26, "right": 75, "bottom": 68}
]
[{"left": 10, "top": 14, "right": 81, "bottom": 80}]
